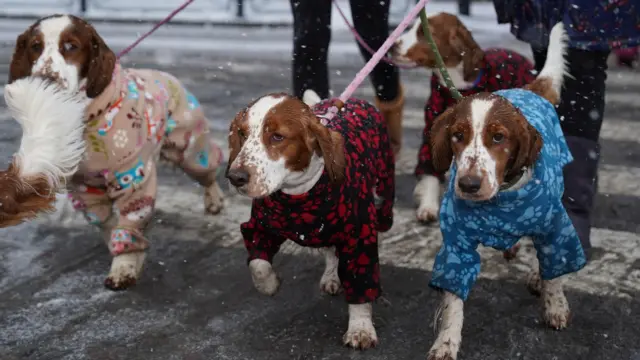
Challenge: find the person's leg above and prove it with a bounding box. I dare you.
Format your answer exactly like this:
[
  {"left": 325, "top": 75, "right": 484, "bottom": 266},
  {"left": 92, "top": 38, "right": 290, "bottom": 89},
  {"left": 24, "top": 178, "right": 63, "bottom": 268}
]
[
  {"left": 532, "top": 45, "right": 609, "bottom": 256},
  {"left": 557, "top": 48, "right": 609, "bottom": 255},
  {"left": 349, "top": 0, "right": 404, "bottom": 158},
  {"left": 289, "top": 0, "right": 332, "bottom": 99}
]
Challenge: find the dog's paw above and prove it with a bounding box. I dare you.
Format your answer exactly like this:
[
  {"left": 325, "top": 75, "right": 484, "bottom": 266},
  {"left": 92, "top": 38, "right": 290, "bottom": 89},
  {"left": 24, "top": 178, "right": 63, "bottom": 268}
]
[
  {"left": 427, "top": 343, "right": 457, "bottom": 360},
  {"left": 249, "top": 259, "right": 280, "bottom": 296},
  {"left": 104, "top": 252, "right": 146, "bottom": 291},
  {"left": 416, "top": 204, "right": 439, "bottom": 223},
  {"left": 542, "top": 290, "right": 570, "bottom": 330},
  {"left": 343, "top": 324, "right": 378, "bottom": 350},
  {"left": 319, "top": 271, "right": 342, "bottom": 295},
  {"left": 204, "top": 183, "right": 224, "bottom": 215},
  {"left": 416, "top": 204, "right": 439, "bottom": 222},
  {"left": 104, "top": 273, "right": 137, "bottom": 290}
]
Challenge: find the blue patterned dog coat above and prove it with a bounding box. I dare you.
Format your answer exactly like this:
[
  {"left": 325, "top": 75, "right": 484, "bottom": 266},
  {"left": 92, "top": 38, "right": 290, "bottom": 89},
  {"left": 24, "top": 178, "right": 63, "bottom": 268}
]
[{"left": 430, "top": 89, "right": 587, "bottom": 301}]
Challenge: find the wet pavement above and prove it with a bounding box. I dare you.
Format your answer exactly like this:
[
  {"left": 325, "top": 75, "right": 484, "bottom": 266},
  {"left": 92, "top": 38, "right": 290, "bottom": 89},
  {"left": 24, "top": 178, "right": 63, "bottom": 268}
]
[{"left": 0, "top": 24, "right": 639, "bottom": 360}]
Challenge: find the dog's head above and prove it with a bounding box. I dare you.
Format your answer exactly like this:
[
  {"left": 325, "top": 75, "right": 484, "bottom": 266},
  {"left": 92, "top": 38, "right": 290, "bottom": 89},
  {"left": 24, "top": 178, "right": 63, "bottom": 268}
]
[
  {"left": 9, "top": 14, "right": 116, "bottom": 98},
  {"left": 392, "top": 12, "right": 484, "bottom": 82},
  {"left": 430, "top": 93, "right": 543, "bottom": 201},
  {"left": 225, "top": 93, "right": 345, "bottom": 198}
]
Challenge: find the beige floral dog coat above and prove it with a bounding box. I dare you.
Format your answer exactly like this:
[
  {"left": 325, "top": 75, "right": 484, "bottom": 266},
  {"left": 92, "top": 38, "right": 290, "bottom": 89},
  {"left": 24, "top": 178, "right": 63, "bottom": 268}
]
[{"left": 68, "top": 63, "right": 222, "bottom": 255}]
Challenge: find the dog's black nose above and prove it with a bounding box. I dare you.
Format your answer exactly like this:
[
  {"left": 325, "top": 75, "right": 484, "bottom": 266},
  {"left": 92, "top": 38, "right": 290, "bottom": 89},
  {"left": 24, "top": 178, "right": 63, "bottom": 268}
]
[
  {"left": 458, "top": 175, "right": 482, "bottom": 194},
  {"left": 227, "top": 169, "right": 250, "bottom": 187}
]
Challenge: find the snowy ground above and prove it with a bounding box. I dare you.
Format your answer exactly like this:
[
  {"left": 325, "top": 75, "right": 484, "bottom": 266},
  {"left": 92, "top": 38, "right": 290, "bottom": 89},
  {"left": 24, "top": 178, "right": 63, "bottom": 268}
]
[{"left": 1, "top": 11, "right": 640, "bottom": 360}]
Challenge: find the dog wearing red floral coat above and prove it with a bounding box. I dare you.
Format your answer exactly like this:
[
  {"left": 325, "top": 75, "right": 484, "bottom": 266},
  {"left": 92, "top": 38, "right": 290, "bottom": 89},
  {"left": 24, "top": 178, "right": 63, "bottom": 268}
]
[
  {"left": 392, "top": 12, "right": 536, "bottom": 223},
  {"left": 225, "top": 90, "right": 395, "bottom": 350}
]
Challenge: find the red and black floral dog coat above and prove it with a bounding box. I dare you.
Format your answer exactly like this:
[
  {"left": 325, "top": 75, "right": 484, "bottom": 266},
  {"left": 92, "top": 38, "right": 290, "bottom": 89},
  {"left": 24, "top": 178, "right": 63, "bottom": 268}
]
[
  {"left": 241, "top": 98, "right": 395, "bottom": 304},
  {"left": 416, "top": 49, "right": 536, "bottom": 179}
]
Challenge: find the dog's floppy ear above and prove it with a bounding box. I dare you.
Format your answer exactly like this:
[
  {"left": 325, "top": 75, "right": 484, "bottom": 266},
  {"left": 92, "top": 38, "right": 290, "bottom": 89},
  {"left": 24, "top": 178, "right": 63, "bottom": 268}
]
[
  {"left": 430, "top": 106, "right": 457, "bottom": 174},
  {"left": 448, "top": 16, "right": 485, "bottom": 82},
  {"left": 226, "top": 109, "right": 246, "bottom": 174},
  {"left": 511, "top": 120, "right": 543, "bottom": 174},
  {"left": 307, "top": 116, "right": 346, "bottom": 184},
  {"left": 9, "top": 31, "right": 33, "bottom": 84},
  {"left": 85, "top": 29, "right": 116, "bottom": 98}
]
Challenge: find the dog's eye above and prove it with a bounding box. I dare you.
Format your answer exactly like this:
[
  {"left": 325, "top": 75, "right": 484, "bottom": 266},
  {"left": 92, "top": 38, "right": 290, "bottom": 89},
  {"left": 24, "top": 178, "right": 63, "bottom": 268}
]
[
  {"left": 30, "top": 42, "right": 42, "bottom": 53},
  {"left": 237, "top": 129, "right": 246, "bottom": 139},
  {"left": 452, "top": 132, "right": 464, "bottom": 142},
  {"left": 492, "top": 133, "right": 505, "bottom": 144},
  {"left": 271, "top": 133, "right": 284, "bottom": 142},
  {"left": 62, "top": 42, "right": 77, "bottom": 52}
]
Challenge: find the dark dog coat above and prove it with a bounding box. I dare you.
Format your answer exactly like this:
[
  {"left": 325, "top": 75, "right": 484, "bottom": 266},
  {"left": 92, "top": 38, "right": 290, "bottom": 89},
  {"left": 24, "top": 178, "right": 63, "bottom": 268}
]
[{"left": 241, "top": 98, "right": 395, "bottom": 304}]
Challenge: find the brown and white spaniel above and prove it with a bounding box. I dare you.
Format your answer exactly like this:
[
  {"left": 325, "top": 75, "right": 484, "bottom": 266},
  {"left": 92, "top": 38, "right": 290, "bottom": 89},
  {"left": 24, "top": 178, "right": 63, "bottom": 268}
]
[
  {"left": 423, "top": 24, "right": 586, "bottom": 360},
  {"left": 4, "top": 14, "right": 226, "bottom": 290},
  {"left": 225, "top": 90, "right": 396, "bottom": 349}
]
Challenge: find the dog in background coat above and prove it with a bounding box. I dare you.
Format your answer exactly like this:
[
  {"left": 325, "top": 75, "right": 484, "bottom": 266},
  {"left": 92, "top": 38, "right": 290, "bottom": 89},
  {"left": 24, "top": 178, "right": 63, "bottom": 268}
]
[
  {"left": 3, "top": 14, "right": 226, "bottom": 290},
  {"left": 391, "top": 12, "right": 536, "bottom": 223}
]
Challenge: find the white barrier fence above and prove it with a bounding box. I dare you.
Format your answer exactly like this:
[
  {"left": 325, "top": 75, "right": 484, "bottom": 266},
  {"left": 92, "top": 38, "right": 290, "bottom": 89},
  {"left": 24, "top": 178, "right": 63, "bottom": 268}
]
[{"left": 0, "top": 0, "right": 416, "bottom": 24}]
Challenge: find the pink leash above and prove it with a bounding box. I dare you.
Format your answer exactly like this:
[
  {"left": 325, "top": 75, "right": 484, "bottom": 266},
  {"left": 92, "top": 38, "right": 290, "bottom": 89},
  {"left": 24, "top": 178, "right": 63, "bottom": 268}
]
[
  {"left": 331, "top": 0, "right": 415, "bottom": 69},
  {"left": 337, "top": 0, "right": 429, "bottom": 106},
  {"left": 116, "top": 0, "right": 195, "bottom": 59}
]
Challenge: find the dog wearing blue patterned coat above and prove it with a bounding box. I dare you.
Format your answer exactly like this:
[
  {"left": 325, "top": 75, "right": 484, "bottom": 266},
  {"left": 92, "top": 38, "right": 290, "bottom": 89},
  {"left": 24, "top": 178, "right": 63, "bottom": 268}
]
[{"left": 424, "top": 23, "right": 586, "bottom": 360}]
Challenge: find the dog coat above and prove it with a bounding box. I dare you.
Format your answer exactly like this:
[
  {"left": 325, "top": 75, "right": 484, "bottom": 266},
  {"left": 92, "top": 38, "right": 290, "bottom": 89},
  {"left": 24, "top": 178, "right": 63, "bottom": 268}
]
[
  {"left": 241, "top": 98, "right": 395, "bottom": 304},
  {"left": 430, "top": 89, "right": 587, "bottom": 301},
  {"left": 68, "top": 63, "right": 223, "bottom": 256},
  {"left": 416, "top": 49, "right": 536, "bottom": 179}
]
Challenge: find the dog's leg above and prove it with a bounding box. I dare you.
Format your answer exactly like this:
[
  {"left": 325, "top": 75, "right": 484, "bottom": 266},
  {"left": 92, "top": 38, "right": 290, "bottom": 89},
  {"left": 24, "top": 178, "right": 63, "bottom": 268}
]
[
  {"left": 502, "top": 242, "right": 521, "bottom": 261},
  {"left": 249, "top": 259, "right": 280, "bottom": 296},
  {"left": 105, "top": 252, "right": 147, "bottom": 290},
  {"left": 414, "top": 175, "right": 441, "bottom": 223},
  {"left": 526, "top": 255, "right": 543, "bottom": 296},
  {"left": 343, "top": 303, "right": 378, "bottom": 349},
  {"left": 427, "top": 291, "right": 464, "bottom": 360},
  {"left": 319, "top": 247, "right": 342, "bottom": 295},
  {"left": 98, "top": 216, "right": 146, "bottom": 290},
  {"left": 541, "top": 277, "right": 570, "bottom": 330},
  {"left": 162, "top": 122, "right": 225, "bottom": 215},
  {"left": 204, "top": 178, "right": 224, "bottom": 215}
]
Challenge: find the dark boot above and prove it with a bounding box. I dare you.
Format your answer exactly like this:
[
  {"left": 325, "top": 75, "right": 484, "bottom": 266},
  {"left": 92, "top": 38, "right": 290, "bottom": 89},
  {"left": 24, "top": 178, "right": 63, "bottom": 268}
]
[{"left": 562, "top": 136, "right": 600, "bottom": 258}]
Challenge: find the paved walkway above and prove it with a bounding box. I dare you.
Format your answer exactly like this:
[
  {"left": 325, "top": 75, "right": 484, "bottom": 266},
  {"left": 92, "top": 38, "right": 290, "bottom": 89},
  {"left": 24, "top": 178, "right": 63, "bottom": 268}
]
[{"left": 0, "top": 24, "right": 639, "bottom": 360}]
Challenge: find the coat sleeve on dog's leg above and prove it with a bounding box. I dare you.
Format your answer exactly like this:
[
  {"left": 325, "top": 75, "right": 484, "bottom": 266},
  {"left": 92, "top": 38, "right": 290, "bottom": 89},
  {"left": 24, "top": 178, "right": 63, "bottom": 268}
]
[
  {"left": 240, "top": 205, "right": 286, "bottom": 265},
  {"left": 107, "top": 165, "right": 158, "bottom": 256},
  {"left": 336, "top": 219, "right": 381, "bottom": 305},
  {"left": 375, "top": 126, "right": 396, "bottom": 233},
  {"left": 65, "top": 188, "right": 114, "bottom": 227}
]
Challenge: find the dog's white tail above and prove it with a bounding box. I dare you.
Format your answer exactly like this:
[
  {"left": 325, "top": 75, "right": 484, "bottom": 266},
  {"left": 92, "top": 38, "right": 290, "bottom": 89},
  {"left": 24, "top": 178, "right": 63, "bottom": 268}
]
[
  {"left": 536, "top": 22, "right": 569, "bottom": 98},
  {"left": 302, "top": 89, "right": 322, "bottom": 106},
  {"left": 3, "top": 78, "right": 87, "bottom": 191}
]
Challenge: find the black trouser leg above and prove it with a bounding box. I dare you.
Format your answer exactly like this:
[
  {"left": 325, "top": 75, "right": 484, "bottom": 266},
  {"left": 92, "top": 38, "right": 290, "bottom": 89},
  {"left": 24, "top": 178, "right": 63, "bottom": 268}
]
[
  {"left": 349, "top": 0, "right": 399, "bottom": 101},
  {"left": 532, "top": 46, "right": 610, "bottom": 254},
  {"left": 290, "top": 0, "right": 332, "bottom": 99}
]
